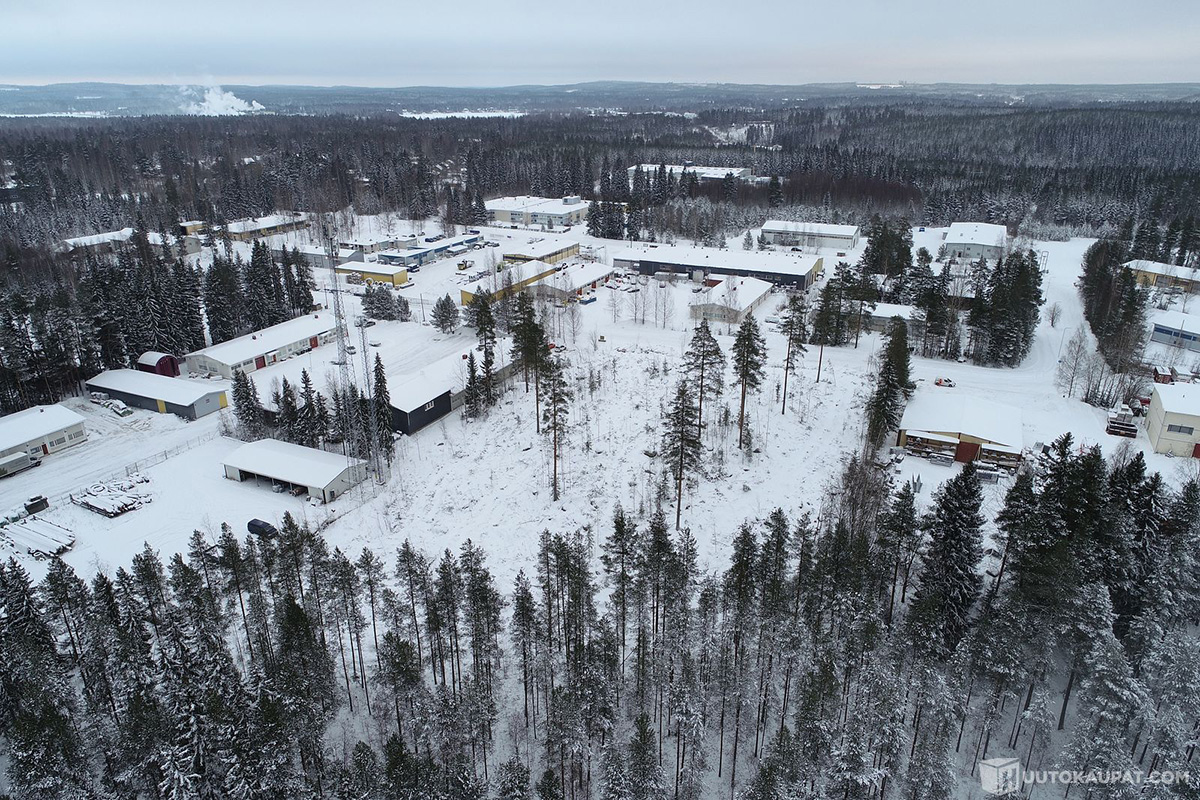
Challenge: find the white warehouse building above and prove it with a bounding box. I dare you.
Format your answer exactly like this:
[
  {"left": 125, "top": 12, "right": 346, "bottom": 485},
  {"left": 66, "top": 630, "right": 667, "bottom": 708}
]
[
  {"left": 0, "top": 404, "right": 88, "bottom": 460},
  {"left": 944, "top": 222, "right": 1008, "bottom": 262},
  {"left": 186, "top": 314, "right": 341, "bottom": 379},
  {"left": 1147, "top": 384, "right": 1200, "bottom": 457},
  {"left": 760, "top": 220, "right": 861, "bottom": 251},
  {"left": 223, "top": 439, "right": 368, "bottom": 503},
  {"left": 486, "top": 196, "right": 591, "bottom": 227}
]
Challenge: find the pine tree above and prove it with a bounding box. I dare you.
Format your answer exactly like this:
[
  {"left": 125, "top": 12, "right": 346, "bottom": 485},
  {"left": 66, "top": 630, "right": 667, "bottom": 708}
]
[
  {"left": 731, "top": 315, "right": 767, "bottom": 450},
  {"left": 779, "top": 294, "right": 807, "bottom": 414},
  {"left": 540, "top": 354, "right": 571, "bottom": 501},
  {"left": 662, "top": 380, "right": 702, "bottom": 530}
]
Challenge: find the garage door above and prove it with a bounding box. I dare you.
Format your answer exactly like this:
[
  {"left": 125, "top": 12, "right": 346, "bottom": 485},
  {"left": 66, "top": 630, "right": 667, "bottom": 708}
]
[{"left": 955, "top": 441, "right": 980, "bottom": 462}]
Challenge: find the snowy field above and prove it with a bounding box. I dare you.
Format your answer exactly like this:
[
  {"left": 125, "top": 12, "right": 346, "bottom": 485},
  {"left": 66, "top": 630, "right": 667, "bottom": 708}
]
[{"left": 6, "top": 222, "right": 1195, "bottom": 589}]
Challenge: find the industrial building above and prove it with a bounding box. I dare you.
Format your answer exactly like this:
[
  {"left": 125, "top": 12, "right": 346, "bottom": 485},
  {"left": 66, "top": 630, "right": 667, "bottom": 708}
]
[
  {"left": 612, "top": 244, "right": 824, "bottom": 289},
  {"left": 385, "top": 343, "right": 516, "bottom": 435},
  {"left": 530, "top": 261, "right": 615, "bottom": 302},
  {"left": 376, "top": 233, "right": 483, "bottom": 267},
  {"left": 1147, "top": 383, "right": 1200, "bottom": 456},
  {"left": 339, "top": 236, "right": 417, "bottom": 254},
  {"left": 186, "top": 314, "right": 341, "bottom": 379},
  {"left": 270, "top": 244, "right": 363, "bottom": 271},
  {"left": 864, "top": 303, "right": 920, "bottom": 334},
  {"left": 486, "top": 196, "right": 591, "bottom": 227},
  {"left": 500, "top": 237, "right": 580, "bottom": 265},
  {"left": 334, "top": 261, "right": 409, "bottom": 287},
  {"left": 136, "top": 351, "right": 181, "bottom": 377},
  {"left": 0, "top": 404, "right": 88, "bottom": 460},
  {"left": 943, "top": 222, "right": 1008, "bottom": 262},
  {"left": 223, "top": 213, "right": 309, "bottom": 242},
  {"left": 897, "top": 392, "right": 1023, "bottom": 466},
  {"left": 689, "top": 277, "right": 774, "bottom": 325},
  {"left": 1125, "top": 259, "right": 1200, "bottom": 293},
  {"left": 460, "top": 260, "right": 560, "bottom": 305},
  {"left": 223, "top": 439, "right": 367, "bottom": 502},
  {"left": 626, "top": 164, "right": 753, "bottom": 183},
  {"left": 85, "top": 370, "right": 228, "bottom": 420},
  {"left": 760, "top": 221, "right": 861, "bottom": 251},
  {"left": 59, "top": 228, "right": 201, "bottom": 258},
  {"left": 1150, "top": 311, "right": 1200, "bottom": 351}
]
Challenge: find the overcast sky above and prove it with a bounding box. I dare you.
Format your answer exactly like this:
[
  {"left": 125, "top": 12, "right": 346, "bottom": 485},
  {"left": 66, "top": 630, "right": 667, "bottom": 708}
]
[{"left": 3, "top": 0, "right": 1197, "bottom": 86}]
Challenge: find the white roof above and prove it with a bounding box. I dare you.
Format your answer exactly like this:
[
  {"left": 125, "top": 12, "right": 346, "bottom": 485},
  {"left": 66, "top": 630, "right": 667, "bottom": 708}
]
[
  {"left": 63, "top": 227, "right": 133, "bottom": 249},
  {"left": 629, "top": 164, "right": 751, "bottom": 180},
  {"left": 762, "top": 220, "right": 860, "bottom": 238},
  {"left": 1154, "top": 383, "right": 1200, "bottom": 418},
  {"left": 225, "top": 213, "right": 307, "bottom": 234},
  {"left": 870, "top": 302, "right": 917, "bottom": 320},
  {"left": 613, "top": 244, "right": 822, "bottom": 279},
  {"left": 1126, "top": 259, "right": 1200, "bottom": 282},
  {"left": 502, "top": 237, "right": 580, "bottom": 260},
  {"left": 337, "top": 260, "right": 406, "bottom": 277},
  {"left": 86, "top": 370, "right": 225, "bottom": 407},
  {"left": 0, "top": 404, "right": 85, "bottom": 451},
  {"left": 899, "top": 390, "right": 1023, "bottom": 447},
  {"left": 224, "top": 438, "right": 365, "bottom": 488},
  {"left": 188, "top": 314, "right": 339, "bottom": 368},
  {"left": 945, "top": 222, "right": 1008, "bottom": 248},
  {"left": 691, "top": 276, "right": 773, "bottom": 312},
  {"left": 137, "top": 351, "right": 174, "bottom": 366},
  {"left": 486, "top": 195, "right": 591, "bottom": 216},
  {"left": 387, "top": 340, "right": 511, "bottom": 412},
  {"left": 533, "top": 261, "right": 614, "bottom": 293},
  {"left": 1151, "top": 310, "right": 1200, "bottom": 334}
]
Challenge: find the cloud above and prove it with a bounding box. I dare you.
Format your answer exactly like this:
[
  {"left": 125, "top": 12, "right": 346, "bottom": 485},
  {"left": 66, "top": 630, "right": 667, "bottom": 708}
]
[{"left": 179, "top": 87, "right": 265, "bottom": 116}]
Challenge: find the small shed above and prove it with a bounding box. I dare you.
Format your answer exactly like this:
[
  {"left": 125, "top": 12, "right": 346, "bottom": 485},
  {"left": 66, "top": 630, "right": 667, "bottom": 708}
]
[
  {"left": 137, "top": 351, "right": 180, "bottom": 377},
  {"left": 223, "top": 439, "right": 367, "bottom": 503},
  {"left": 85, "top": 370, "right": 227, "bottom": 420},
  {"left": 898, "top": 391, "right": 1023, "bottom": 467}
]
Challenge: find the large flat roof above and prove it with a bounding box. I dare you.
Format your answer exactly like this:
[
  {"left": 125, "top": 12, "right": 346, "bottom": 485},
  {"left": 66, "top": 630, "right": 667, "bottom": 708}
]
[
  {"left": 900, "top": 390, "right": 1023, "bottom": 448},
  {"left": 0, "top": 404, "right": 85, "bottom": 451},
  {"left": 387, "top": 340, "right": 512, "bottom": 413},
  {"left": 533, "top": 261, "right": 614, "bottom": 293},
  {"left": 613, "top": 244, "right": 822, "bottom": 279},
  {"left": 502, "top": 237, "right": 580, "bottom": 260},
  {"left": 1151, "top": 310, "right": 1200, "bottom": 334},
  {"left": 86, "top": 370, "right": 225, "bottom": 407},
  {"left": 762, "top": 220, "right": 860, "bottom": 237},
  {"left": 628, "top": 164, "right": 751, "bottom": 179},
  {"left": 63, "top": 228, "right": 133, "bottom": 249},
  {"left": 224, "top": 438, "right": 365, "bottom": 488},
  {"left": 1154, "top": 383, "right": 1200, "bottom": 418},
  {"left": 945, "top": 222, "right": 1008, "bottom": 248},
  {"left": 691, "top": 276, "right": 774, "bottom": 312},
  {"left": 188, "top": 314, "right": 339, "bottom": 368},
  {"left": 225, "top": 213, "right": 307, "bottom": 234},
  {"left": 1126, "top": 259, "right": 1200, "bottom": 282},
  {"left": 486, "top": 195, "right": 590, "bottom": 215}
]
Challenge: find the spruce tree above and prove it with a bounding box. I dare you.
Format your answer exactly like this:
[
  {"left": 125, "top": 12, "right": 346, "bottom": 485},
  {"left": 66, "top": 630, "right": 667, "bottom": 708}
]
[
  {"left": 684, "top": 319, "right": 725, "bottom": 442},
  {"left": 431, "top": 294, "right": 460, "bottom": 334},
  {"left": 372, "top": 354, "right": 394, "bottom": 463},
  {"left": 731, "top": 315, "right": 767, "bottom": 450},
  {"left": 909, "top": 462, "right": 985, "bottom": 660}
]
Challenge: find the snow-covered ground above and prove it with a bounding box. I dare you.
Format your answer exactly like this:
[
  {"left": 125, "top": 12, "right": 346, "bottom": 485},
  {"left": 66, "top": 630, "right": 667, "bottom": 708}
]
[{"left": 8, "top": 221, "right": 1193, "bottom": 589}]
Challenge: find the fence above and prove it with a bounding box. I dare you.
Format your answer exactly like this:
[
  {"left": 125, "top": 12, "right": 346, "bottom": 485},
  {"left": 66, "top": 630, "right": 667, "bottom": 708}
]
[{"left": 44, "top": 430, "right": 220, "bottom": 509}]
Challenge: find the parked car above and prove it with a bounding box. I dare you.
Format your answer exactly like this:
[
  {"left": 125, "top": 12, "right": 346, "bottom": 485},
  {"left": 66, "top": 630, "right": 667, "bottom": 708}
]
[
  {"left": 346, "top": 345, "right": 357, "bottom": 355},
  {"left": 934, "top": 377, "right": 956, "bottom": 387},
  {"left": 247, "top": 519, "right": 278, "bottom": 539}
]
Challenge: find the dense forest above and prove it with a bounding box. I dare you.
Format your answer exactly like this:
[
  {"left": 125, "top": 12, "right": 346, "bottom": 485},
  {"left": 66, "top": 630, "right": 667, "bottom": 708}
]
[
  {"left": 3, "top": 350, "right": 1198, "bottom": 799},
  {"left": 3, "top": 98, "right": 1200, "bottom": 276}
]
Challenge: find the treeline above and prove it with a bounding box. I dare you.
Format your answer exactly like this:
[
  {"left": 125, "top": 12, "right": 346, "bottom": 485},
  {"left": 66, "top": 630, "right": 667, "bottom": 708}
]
[
  {"left": 4, "top": 425, "right": 1198, "bottom": 799},
  {"left": 5, "top": 99, "right": 1200, "bottom": 272},
  {"left": 0, "top": 231, "right": 315, "bottom": 414}
]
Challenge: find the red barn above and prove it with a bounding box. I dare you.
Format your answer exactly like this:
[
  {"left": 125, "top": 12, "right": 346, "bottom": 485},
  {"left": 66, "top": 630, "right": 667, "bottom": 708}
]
[{"left": 136, "top": 351, "right": 180, "bottom": 377}]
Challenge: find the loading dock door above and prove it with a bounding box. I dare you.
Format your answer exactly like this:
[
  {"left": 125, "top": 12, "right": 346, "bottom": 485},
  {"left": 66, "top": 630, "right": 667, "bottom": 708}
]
[
  {"left": 1193, "top": 443, "right": 1200, "bottom": 459},
  {"left": 955, "top": 441, "right": 980, "bottom": 462},
  {"left": 254, "top": 355, "right": 266, "bottom": 369},
  {"left": 310, "top": 336, "right": 319, "bottom": 348}
]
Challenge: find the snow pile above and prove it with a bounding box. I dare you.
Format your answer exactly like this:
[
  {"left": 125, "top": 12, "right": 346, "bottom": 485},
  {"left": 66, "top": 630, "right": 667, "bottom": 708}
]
[{"left": 179, "top": 87, "right": 265, "bottom": 116}]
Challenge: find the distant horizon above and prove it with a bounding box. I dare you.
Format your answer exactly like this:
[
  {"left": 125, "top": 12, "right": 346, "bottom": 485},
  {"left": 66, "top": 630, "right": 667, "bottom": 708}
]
[{"left": 2, "top": 78, "right": 1199, "bottom": 90}]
